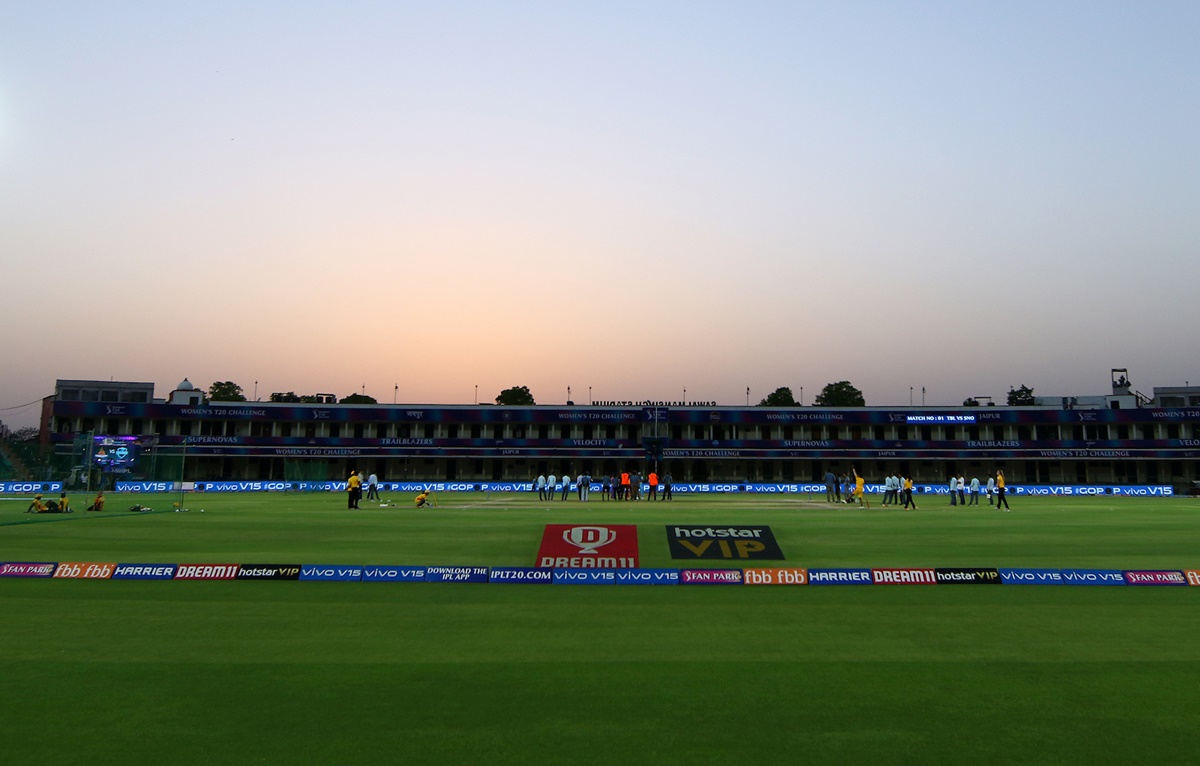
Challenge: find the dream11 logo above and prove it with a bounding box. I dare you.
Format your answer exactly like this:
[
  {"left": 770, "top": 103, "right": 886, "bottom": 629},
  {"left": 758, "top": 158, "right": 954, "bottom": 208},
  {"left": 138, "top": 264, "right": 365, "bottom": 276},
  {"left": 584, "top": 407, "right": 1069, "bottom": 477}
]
[
  {"left": 563, "top": 526, "right": 616, "bottom": 554},
  {"left": 536, "top": 524, "right": 640, "bottom": 568}
]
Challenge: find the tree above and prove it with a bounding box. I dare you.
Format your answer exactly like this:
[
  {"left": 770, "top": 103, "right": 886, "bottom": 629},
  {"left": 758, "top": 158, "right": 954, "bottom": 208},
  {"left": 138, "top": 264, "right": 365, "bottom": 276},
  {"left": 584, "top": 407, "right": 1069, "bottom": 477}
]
[
  {"left": 495, "top": 386, "right": 535, "bottom": 405},
  {"left": 208, "top": 381, "right": 246, "bottom": 402},
  {"left": 758, "top": 387, "right": 797, "bottom": 406},
  {"left": 1007, "top": 385, "right": 1036, "bottom": 406},
  {"left": 339, "top": 393, "right": 377, "bottom": 404},
  {"left": 9, "top": 426, "right": 39, "bottom": 442},
  {"left": 270, "top": 392, "right": 302, "bottom": 403},
  {"left": 813, "top": 381, "right": 865, "bottom": 407},
  {"left": 962, "top": 397, "right": 980, "bottom": 407}
]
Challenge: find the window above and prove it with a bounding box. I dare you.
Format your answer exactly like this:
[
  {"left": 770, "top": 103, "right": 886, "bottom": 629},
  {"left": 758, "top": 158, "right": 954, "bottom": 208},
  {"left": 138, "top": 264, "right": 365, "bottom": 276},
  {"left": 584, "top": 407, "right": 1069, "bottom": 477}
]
[{"left": 100, "top": 390, "right": 119, "bottom": 402}]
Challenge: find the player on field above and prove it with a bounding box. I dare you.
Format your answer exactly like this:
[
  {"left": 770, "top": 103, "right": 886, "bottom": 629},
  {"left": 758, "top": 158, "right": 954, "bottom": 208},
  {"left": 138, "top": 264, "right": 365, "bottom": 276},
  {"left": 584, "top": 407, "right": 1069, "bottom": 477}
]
[
  {"left": 995, "top": 470, "right": 1010, "bottom": 511},
  {"left": 853, "top": 467, "right": 869, "bottom": 508},
  {"left": 347, "top": 470, "right": 362, "bottom": 509}
]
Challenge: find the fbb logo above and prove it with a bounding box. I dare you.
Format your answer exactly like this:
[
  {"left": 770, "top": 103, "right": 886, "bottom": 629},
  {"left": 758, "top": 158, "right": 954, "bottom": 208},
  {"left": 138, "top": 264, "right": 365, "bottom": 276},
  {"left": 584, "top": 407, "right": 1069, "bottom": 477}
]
[
  {"left": 1186, "top": 570, "right": 1200, "bottom": 586},
  {"left": 54, "top": 563, "right": 115, "bottom": 579},
  {"left": 743, "top": 568, "right": 807, "bottom": 585}
]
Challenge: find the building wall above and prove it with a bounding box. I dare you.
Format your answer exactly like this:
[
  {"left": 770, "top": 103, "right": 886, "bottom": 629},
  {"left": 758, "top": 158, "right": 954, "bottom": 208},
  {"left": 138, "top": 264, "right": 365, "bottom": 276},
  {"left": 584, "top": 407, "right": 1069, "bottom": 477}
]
[{"left": 47, "top": 395, "right": 1200, "bottom": 486}]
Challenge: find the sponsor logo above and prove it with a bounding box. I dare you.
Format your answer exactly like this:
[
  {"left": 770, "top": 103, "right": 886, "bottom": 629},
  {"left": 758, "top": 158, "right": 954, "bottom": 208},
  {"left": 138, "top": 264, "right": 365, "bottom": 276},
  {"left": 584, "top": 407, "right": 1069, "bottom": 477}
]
[
  {"left": 743, "top": 568, "right": 808, "bottom": 585},
  {"left": 116, "top": 482, "right": 172, "bottom": 492},
  {"left": 1123, "top": 570, "right": 1187, "bottom": 586},
  {"left": 362, "top": 566, "right": 426, "bottom": 582},
  {"left": 112, "top": 564, "right": 177, "bottom": 580},
  {"left": 999, "top": 568, "right": 1062, "bottom": 585},
  {"left": 872, "top": 568, "right": 937, "bottom": 585},
  {"left": 1059, "top": 569, "right": 1126, "bottom": 586},
  {"left": 614, "top": 568, "right": 680, "bottom": 585},
  {"left": 174, "top": 564, "right": 240, "bottom": 580},
  {"left": 934, "top": 568, "right": 1001, "bottom": 584},
  {"left": 299, "top": 565, "right": 363, "bottom": 582},
  {"left": 808, "top": 568, "right": 873, "bottom": 584},
  {"left": 1186, "top": 570, "right": 1200, "bottom": 587},
  {"left": 553, "top": 569, "right": 617, "bottom": 585},
  {"left": 424, "top": 566, "right": 489, "bottom": 583},
  {"left": 0, "top": 562, "right": 57, "bottom": 578},
  {"left": 536, "top": 524, "right": 639, "bottom": 568},
  {"left": 489, "top": 567, "right": 554, "bottom": 583},
  {"left": 53, "top": 563, "right": 115, "bottom": 579},
  {"left": 666, "top": 526, "right": 784, "bottom": 560},
  {"left": 0, "top": 482, "right": 64, "bottom": 494},
  {"left": 680, "top": 569, "right": 744, "bottom": 585},
  {"left": 237, "top": 564, "right": 302, "bottom": 580},
  {"left": 196, "top": 481, "right": 294, "bottom": 492}
]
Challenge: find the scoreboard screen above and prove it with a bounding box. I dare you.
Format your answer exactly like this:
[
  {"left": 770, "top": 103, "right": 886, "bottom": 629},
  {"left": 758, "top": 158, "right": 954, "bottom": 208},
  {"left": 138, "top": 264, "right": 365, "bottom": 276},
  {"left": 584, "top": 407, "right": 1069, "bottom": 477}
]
[{"left": 93, "top": 436, "right": 142, "bottom": 471}]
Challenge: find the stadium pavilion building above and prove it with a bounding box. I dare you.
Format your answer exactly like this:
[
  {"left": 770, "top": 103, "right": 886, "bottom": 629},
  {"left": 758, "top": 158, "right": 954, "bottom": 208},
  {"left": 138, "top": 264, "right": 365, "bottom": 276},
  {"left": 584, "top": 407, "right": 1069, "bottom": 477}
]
[{"left": 40, "top": 376, "right": 1200, "bottom": 489}]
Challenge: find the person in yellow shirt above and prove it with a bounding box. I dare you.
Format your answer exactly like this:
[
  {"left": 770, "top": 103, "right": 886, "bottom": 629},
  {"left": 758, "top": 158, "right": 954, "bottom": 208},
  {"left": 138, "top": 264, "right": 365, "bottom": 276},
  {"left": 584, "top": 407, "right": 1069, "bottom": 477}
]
[
  {"left": 995, "top": 469, "right": 1010, "bottom": 511},
  {"left": 56, "top": 493, "right": 71, "bottom": 513},
  {"left": 853, "top": 467, "right": 870, "bottom": 508},
  {"left": 87, "top": 490, "right": 106, "bottom": 512},
  {"left": 902, "top": 476, "right": 918, "bottom": 510},
  {"left": 26, "top": 494, "right": 47, "bottom": 513},
  {"left": 347, "top": 470, "right": 362, "bottom": 509},
  {"left": 415, "top": 491, "right": 436, "bottom": 508}
]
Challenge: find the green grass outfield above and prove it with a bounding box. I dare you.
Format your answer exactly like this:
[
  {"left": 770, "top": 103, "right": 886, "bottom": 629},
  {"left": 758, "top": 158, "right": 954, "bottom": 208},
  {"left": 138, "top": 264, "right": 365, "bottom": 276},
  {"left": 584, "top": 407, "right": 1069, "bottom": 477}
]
[{"left": 2, "top": 492, "right": 1199, "bottom": 765}]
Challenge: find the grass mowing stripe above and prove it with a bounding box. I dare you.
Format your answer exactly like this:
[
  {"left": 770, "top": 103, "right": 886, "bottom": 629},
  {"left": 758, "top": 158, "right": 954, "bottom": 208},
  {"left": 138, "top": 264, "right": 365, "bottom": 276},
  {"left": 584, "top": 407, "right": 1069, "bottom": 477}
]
[
  {"left": 0, "top": 509, "right": 172, "bottom": 527},
  {"left": 3, "top": 660, "right": 1196, "bottom": 765}
]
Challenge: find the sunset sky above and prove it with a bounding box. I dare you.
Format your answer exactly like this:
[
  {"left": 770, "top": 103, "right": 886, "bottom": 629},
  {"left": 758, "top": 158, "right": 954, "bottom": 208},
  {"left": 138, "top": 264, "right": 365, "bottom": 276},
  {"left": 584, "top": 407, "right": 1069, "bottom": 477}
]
[{"left": 2, "top": 2, "right": 1198, "bottom": 427}]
